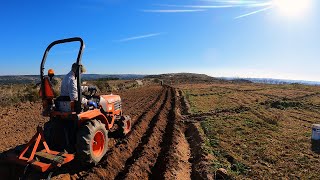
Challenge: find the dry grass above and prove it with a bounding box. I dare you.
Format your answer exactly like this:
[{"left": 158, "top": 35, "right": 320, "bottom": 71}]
[
  {"left": 0, "top": 78, "right": 149, "bottom": 106},
  {"left": 89, "top": 79, "right": 147, "bottom": 94},
  {"left": 177, "top": 82, "right": 320, "bottom": 179},
  {"left": 0, "top": 84, "right": 40, "bottom": 106}
]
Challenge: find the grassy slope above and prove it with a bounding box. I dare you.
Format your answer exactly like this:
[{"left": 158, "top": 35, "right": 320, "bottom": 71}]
[
  {"left": 0, "top": 79, "right": 145, "bottom": 106},
  {"left": 177, "top": 83, "right": 320, "bottom": 179}
]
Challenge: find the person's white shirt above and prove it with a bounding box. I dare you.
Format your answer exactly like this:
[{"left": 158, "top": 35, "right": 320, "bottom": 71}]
[{"left": 60, "top": 71, "right": 88, "bottom": 102}]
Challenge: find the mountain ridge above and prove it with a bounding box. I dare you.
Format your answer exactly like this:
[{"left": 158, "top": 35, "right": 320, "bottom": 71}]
[{"left": 0, "top": 73, "right": 319, "bottom": 86}]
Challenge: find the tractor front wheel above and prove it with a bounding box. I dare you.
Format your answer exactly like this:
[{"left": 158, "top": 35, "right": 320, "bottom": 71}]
[
  {"left": 118, "top": 115, "right": 132, "bottom": 137},
  {"left": 76, "top": 119, "right": 108, "bottom": 165}
]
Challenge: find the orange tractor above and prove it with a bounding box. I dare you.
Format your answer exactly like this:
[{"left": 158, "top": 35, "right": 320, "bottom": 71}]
[{"left": 2, "top": 37, "right": 131, "bottom": 176}]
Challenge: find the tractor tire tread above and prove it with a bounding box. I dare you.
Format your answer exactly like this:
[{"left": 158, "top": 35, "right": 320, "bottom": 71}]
[{"left": 76, "top": 119, "right": 108, "bottom": 165}]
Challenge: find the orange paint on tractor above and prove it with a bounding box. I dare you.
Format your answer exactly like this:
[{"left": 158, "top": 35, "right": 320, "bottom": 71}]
[
  {"left": 100, "top": 94, "right": 122, "bottom": 115},
  {"left": 39, "top": 77, "right": 54, "bottom": 99},
  {"left": 78, "top": 109, "right": 112, "bottom": 128},
  {"left": 4, "top": 127, "right": 74, "bottom": 172}
]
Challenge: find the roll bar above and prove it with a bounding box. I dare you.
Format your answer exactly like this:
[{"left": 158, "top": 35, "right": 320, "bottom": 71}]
[{"left": 40, "top": 37, "right": 85, "bottom": 114}]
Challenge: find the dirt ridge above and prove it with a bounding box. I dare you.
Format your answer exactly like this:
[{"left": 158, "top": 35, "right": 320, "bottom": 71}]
[
  {"left": 114, "top": 89, "right": 171, "bottom": 179},
  {"left": 149, "top": 88, "right": 176, "bottom": 179},
  {"left": 82, "top": 87, "right": 169, "bottom": 179}
]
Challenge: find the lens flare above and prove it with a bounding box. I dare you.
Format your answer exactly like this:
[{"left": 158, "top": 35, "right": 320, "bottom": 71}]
[{"left": 273, "top": 0, "right": 312, "bottom": 18}]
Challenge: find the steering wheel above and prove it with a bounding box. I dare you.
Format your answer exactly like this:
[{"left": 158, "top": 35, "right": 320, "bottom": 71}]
[
  {"left": 88, "top": 88, "right": 97, "bottom": 97},
  {"left": 82, "top": 86, "right": 98, "bottom": 99}
]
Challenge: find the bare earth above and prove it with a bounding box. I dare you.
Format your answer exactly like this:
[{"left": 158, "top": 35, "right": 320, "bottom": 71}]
[{"left": 0, "top": 85, "right": 212, "bottom": 180}]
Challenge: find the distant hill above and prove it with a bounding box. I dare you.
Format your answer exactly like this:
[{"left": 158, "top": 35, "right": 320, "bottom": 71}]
[
  {"left": 2, "top": 73, "right": 319, "bottom": 86},
  {"left": 145, "top": 73, "right": 225, "bottom": 84},
  {"left": 81, "top": 74, "right": 145, "bottom": 81},
  {"left": 221, "top": 77, "right": 320, "bottom": 86},
  {"left": 0, "top": 74, "right": 146, "bottom": 85},
  {"left": 0, "top": 75, "right": 39, "bottom": 85}
]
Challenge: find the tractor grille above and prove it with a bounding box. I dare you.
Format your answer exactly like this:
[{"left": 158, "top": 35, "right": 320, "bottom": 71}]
[{"left": 114, "top": 100, "right": 121, "bottom": 110}]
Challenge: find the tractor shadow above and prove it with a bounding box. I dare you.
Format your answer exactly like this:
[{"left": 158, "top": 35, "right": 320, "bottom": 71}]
[{"left": 0, "top": 144, "right": 33, "bottom": 179}]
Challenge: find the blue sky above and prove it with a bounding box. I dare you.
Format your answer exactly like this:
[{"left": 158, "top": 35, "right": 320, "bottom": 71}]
[{"left": 0, "top": 0, "right": 319, "bottom": 81}]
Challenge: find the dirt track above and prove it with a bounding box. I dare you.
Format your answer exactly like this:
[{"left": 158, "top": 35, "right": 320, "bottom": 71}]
[{"left": 0, "top": 85, "right": 212, "bottom": 180}]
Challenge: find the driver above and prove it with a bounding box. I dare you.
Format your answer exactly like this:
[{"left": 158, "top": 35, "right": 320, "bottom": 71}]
[{"left": 60, "top": 63, "right": 96, "bottom": 105}]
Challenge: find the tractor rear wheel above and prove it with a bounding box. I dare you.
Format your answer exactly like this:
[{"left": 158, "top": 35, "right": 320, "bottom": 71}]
[{"left": 76, "top": 119, "right": 108, "bottom": 165}]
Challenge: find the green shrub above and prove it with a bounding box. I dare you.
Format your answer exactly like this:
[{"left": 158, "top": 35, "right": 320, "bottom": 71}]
[{"left": 271, "top": 100, "right": 302, "bottom": 109}]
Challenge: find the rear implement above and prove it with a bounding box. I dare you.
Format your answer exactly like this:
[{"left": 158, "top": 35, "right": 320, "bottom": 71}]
[{"left": 0, "top": 126, "right": 74, "bottom": 178}]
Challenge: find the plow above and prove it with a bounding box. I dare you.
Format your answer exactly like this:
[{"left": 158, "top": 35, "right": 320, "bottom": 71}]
[
  {"left": 0, "top": 37, "right": 132, "bottom": 179},
  {"left": 2, "top": 126, "right": 74, "bottom": 179}
]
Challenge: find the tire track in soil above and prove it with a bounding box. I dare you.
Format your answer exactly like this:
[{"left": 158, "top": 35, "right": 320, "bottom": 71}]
[
  {"left": 114, "top": 88, "right": 173, "bottom": 180},
  {"left": 80, "top": 87, "right": 169, "bottom": 179}
]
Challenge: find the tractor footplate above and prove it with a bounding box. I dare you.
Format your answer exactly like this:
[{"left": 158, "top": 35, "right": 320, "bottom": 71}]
[{"left": 35, "top": 151, "right": 65, "bottom": 165}]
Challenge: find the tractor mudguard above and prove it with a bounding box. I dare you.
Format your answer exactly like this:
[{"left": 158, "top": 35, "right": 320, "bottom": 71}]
[{"left": 78, "top": 109, "right": 112, "bottom": 129}]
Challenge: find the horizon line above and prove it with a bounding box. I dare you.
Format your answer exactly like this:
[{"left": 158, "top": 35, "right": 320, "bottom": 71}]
[{"left": 0, "top": 73, "right": 319, "bottom": 83}]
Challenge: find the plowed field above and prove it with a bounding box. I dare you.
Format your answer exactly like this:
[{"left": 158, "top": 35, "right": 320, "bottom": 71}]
[{"left": 0, "top": 85, "right": 212, "bottom": 180}]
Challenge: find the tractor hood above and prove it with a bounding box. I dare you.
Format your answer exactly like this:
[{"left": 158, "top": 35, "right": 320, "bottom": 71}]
[{"left": 100, "top": 95, "right": 122, "bottom": 112}]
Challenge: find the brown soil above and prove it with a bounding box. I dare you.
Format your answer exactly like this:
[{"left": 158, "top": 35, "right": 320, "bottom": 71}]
[
  {"left": 0, "top": 85, "right": 210, "bottom": 180},
  {"left": 0, "top": 102, "right": 48, "bottom": 152}
]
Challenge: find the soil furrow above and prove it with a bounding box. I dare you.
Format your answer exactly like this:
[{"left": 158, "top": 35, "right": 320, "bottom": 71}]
[
  {"left": 81, "top": 87, "right": 169, "bottom": 179},
  {"left": 120, "top": 86, "right": 163, "bottom": 124},
  {"left": 115, "top": 88, "right": 172, "bottom": 180},
  {"left": 151, "top": 88, "right": 193, "bottom": 180},
  {"left": 109, "top": 86, "right": 164, "bottom": 147},
  {"left": 149, "top": 88, "right": 177, "bottom": 179},
  {"left": 110, "top": 86, "right": 165, "bottom": 145},
  {"left": 160, "top": 124, "right": 192, "bottom": 180},
  {"left": 128, "top": 86, "right": 165, "bottom": 133}
]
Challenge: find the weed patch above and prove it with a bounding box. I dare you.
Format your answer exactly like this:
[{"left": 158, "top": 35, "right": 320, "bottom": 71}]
[
  {"left": 270, "top": 100, "right": 302, "bottom": 110},
  {"left": 231, "top": 162, "right": 250, "bottom": 175}
]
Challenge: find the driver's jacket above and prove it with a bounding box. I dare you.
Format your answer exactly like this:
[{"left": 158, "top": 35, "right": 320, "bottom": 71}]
[{"left": 60, "top": 71, "right": 88, "bottom": 101}]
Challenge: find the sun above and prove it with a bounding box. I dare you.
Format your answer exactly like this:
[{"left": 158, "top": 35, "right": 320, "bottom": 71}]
[{"left": 273, "top": 0, "right": 312, "bottom": 18}]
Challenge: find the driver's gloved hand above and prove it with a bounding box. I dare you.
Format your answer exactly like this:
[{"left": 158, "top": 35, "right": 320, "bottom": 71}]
[
  {"left": 87, "top": 100, "right": 98, "bottom": 108},
  {"left": 88, "top": 86, "right": 97, "bottom": 92}
]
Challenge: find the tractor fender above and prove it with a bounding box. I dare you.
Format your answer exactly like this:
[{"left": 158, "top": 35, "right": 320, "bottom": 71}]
[{"left": 78, "top": 109, "right": 111, "bottom": 129}]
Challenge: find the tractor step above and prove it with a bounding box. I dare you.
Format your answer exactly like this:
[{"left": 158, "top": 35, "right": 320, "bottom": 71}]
[{"left": 35, "top": 151, "right": 65, "bottom": 165}]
